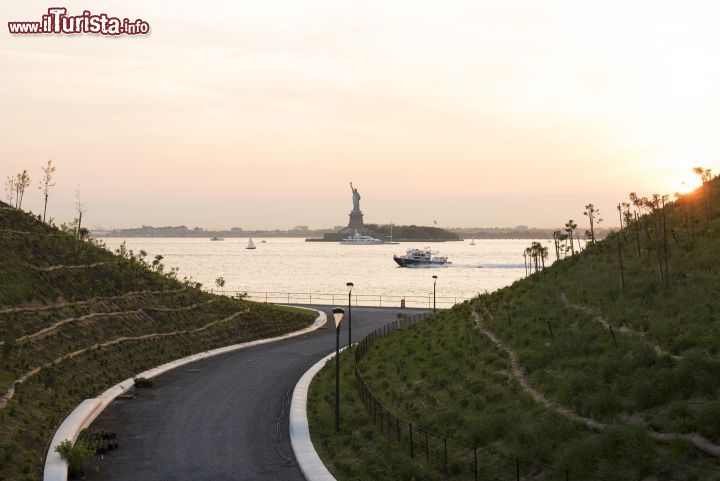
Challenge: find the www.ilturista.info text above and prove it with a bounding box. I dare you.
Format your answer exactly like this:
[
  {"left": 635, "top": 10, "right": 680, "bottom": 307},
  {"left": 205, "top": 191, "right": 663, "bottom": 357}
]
[{"left": 8, "top": 8, "right": 150, "bottom": 35}]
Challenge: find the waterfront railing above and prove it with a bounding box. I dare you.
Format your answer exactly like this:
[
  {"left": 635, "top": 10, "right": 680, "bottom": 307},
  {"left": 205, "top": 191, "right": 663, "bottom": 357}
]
[{"left": 221, "top": 290, "right": 468, "bottom": 308}]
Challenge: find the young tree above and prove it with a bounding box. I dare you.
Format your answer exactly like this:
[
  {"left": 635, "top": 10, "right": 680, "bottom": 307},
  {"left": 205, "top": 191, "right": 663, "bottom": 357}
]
[
  {"left": 552, "top": 230, "right": 562, "bottom": 260},
  {"left": 538, "top": 242, "right": 549, "bottom": 269},
  {"left": 74, "top": 185, "right": 86, "bottom": 238},
  {"left": 215, "top": 276, "right": 226, "bottom": 294},
  {"left": 564, "top": 219, "right": 577, "bottom": 255},
  {"left": 4, "top": 176, "right": 16, "bottom": 206},
  {"left": 525, "top": 246, "right": 537, "bottom": 274},
  {"left": 660, "top": 194, "right": 670, "bottom": 287},
  {"left": 615, "top": 231, "right": 625, "bottom": 293},
  {"left": 15, "top": 170, "right": 31, "bottom": 209},
  {"left": 628, "top": 193, "right": 645, "bottom": 257},
  {"left": 693, "top": 166, "right": 713, "bottom": 222},
  {"left": 38, "top": 160, "right": 56, "bottom": 223},
  {"left": 583, "top": 203, "right": 603, "bottom": 244},
  {"left": 621, "top": 202, "right": 632, "bottom": 230}
]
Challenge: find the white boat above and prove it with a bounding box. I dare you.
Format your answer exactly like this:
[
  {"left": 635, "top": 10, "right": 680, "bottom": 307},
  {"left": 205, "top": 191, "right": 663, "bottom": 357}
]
[
  {"left": 339, "top": 231, "right": 384, "bottom": 245},
  {"left": 393, "top": 248, "right": 449, "bottom": 267},
  {"left": 246, "top": 238, "right": 256, "bottom": 249},
  {"left": 470, "top": 239, "right": 476, "bottom": 245}
]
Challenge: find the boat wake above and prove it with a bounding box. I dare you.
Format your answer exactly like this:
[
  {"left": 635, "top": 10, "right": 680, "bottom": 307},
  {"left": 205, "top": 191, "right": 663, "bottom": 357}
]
[{"left": 403, "top": 263, "right": 524, "bottom": 269}]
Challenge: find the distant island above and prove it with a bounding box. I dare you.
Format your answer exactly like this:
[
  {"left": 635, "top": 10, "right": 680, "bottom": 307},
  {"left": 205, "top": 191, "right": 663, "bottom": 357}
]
[
  {"left": 91, "top": 224, "right": 611, "bottom": 241},
  {"left": 451, "top": 225, "right": 611, "bottom": 240},
  {"left": 93, "top": 225, "right": 333, "bottom": 238},
  {"left": 92, "top": 185, "right": 610, "bottom": 241},
  {"left": 91, "top": 223, "right": 461, "bottom": 241}
]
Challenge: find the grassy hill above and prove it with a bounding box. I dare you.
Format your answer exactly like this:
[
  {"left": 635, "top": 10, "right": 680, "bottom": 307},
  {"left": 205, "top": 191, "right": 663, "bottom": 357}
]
[
  {"left": 0, "top": 202, "right": 316, "bottom": 480},
  {"left": 309, "top": 177, "right": 720, "bottom": 481}
]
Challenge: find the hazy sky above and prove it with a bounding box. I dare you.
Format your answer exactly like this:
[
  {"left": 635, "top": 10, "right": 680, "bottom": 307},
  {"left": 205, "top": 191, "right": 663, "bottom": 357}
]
[{"left": 2, "top": 1, "right": 719, "bottom": 230}]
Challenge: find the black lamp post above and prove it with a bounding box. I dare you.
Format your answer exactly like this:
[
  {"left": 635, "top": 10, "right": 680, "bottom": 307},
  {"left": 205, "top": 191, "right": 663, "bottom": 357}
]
[
  {"left": 432, "top": 275, "right": 438, "bottom": 311},
  {"left": 332, "top": 307, "right": 345, "bottom": 433},
  {"left": 346, "top": 282, "right": 353, "bottom": 347}
]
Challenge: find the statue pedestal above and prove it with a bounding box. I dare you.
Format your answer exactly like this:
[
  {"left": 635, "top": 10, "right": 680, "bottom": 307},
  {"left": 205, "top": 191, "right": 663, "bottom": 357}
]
[{"left": 348, "top": 211, "right": 364, "bottom": 229}]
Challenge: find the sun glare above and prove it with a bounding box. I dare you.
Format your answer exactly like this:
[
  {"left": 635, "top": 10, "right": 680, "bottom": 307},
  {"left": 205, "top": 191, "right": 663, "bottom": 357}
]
[{"left": 671, "top": 174, "right": 703, "bottom": 195}]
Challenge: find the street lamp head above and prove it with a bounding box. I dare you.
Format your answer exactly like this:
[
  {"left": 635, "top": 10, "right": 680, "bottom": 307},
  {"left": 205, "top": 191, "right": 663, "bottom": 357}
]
[
  {"left": 332, "top": 307, "right": 345, "bottom": 328},
  {"left": 432, "top": 275, "right": 438, "bottom": 280},
  {"left": 346, "top": 282, "right": 354, "bottom": 293}
]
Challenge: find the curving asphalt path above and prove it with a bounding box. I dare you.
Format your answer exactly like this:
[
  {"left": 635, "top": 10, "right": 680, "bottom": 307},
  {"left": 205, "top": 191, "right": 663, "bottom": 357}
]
[{"left": 85, "top": 306, "right": 427, "bottom": 481}]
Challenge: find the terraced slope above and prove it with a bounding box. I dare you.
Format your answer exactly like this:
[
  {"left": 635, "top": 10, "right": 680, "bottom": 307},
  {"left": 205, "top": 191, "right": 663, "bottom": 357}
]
[
  {"left": 309, "top": 177, "right": 720, "bottom": 481},
  {"left": 0, "top": 203, "right": 315, "bottom": 480}
]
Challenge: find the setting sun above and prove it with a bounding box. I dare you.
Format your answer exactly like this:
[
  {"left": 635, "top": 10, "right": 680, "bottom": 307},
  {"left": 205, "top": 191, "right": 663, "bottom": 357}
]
[{"left": 671, "top": 173, "right": 704, "bottom": 195}]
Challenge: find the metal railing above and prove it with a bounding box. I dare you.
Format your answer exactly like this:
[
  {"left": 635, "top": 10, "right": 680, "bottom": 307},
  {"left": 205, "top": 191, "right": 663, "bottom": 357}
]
[{"left": 222, "top": 290, "right": 468, "bottom": 309}]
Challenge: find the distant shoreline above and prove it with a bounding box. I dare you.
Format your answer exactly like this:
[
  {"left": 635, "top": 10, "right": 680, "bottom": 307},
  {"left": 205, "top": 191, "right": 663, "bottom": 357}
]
[{"left": 93, "top": 234, "right": 557, "bottom": 241}]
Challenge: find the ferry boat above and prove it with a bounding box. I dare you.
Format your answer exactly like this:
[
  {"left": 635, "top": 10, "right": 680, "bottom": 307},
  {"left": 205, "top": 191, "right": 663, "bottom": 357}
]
[
  {"left": 393, "top": 248, "right": 449, "bottom": 267},
  {"left": 339, "top": 231, "right": 384, "bottom": 245}
]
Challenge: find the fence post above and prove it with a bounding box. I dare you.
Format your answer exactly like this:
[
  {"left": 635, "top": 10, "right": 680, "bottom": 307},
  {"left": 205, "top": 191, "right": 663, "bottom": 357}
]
[
  {"left": 425, "top": 431, "right": 429, "bottom": 463},
  {"left": 409, "top": 423, "right": 414, "bottom": 458},
  {"left": 474, "top": 447, "right": 478, "bottom": 481},
  {"left": 309, "top": 293, "right": 312, "bottom": 304},
  {"left": 443, "top": 437, "right": 448, "bottom": 474},
  {"left": 287, "top": 293, "right": 290, "bottom": 303},
  {"left": 265, "top": 292, "right": 268, "bottom": 303}
]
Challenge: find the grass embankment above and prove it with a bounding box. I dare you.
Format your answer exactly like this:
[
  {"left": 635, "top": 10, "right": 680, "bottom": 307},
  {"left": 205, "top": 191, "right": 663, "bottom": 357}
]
[
  {"left": 0, "top": 203, "right": 316, "bottom": 481},
  {"left": 309, "top": 178, "right": 720, "bottom": 480}
]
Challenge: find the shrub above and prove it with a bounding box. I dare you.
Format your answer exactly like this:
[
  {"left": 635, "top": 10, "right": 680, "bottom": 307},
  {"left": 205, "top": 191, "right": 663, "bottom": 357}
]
[
  {"left": 55, "top": 439, "right": 91, "bottom": 478},
  {"left": 133, "top": 377, "right": 153, "bottom": 388},
  {"left": 696, "top": 401, "right": 720, "bottom": 441}
]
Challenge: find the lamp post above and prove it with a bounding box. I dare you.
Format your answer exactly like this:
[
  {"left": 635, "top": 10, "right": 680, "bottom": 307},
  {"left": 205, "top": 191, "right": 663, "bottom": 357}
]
[
  {"left": 432, "top": 275, "right": 438, "bottom": 311},
  {"left": 332, "top": 307, "right": 345, "bottom": 433},
  {"left": 346, "top": 282, "right": 354, "bottom": 347}
]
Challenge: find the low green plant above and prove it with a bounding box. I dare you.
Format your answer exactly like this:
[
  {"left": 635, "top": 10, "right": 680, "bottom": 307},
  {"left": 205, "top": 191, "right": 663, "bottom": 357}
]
[
  {"left": 55, "top": 439, "right": 91, "bottom": 478},
  {"left": 133, "top": 377, "right": 153, "bottom": 388}
]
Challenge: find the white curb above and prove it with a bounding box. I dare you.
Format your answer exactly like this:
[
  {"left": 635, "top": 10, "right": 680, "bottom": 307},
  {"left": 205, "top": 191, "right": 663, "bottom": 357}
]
[
  {"left": 43, "top": 307, "right": 326, "bottom": 481},
  {"left": 289, "top": 348, "right": 347, "bottom": 481}
]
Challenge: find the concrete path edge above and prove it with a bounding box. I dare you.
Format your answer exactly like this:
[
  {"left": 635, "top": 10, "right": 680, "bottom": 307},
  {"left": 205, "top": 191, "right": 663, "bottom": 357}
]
[
  {"left": 43, "top": 307, "right": 327, "bottom": 481},
  {"left": 289, "top": 347, "right": 344, "bottom": 481}
]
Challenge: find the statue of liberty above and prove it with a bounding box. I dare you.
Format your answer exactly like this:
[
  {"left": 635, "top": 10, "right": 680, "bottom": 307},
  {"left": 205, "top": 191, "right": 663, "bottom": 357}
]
[{"left": 350, "top": 182, "right": 361, "bottom": 213}]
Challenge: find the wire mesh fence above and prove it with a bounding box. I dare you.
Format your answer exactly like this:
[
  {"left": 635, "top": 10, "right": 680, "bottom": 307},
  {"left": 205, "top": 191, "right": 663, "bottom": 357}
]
[{"left": 352, "top": 313, "right": 720, "bottom": 481}]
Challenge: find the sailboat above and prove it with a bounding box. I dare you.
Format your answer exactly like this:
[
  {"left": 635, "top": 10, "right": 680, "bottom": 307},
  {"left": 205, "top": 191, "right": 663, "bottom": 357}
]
[
  {"left": 385, "top": 222, "right": 400, "bottom": 245},
  {"left": 246, "top": 238, "right": 256, "bottom": 250},
  {"left": 470, "top": 239, "right": 476, "bottom": 246}
]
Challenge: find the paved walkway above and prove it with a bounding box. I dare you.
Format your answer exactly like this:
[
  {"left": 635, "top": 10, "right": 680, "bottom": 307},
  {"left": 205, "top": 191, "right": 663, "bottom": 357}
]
[{"left": 85, "top": 306, "right": 425, "bottom": 481}]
